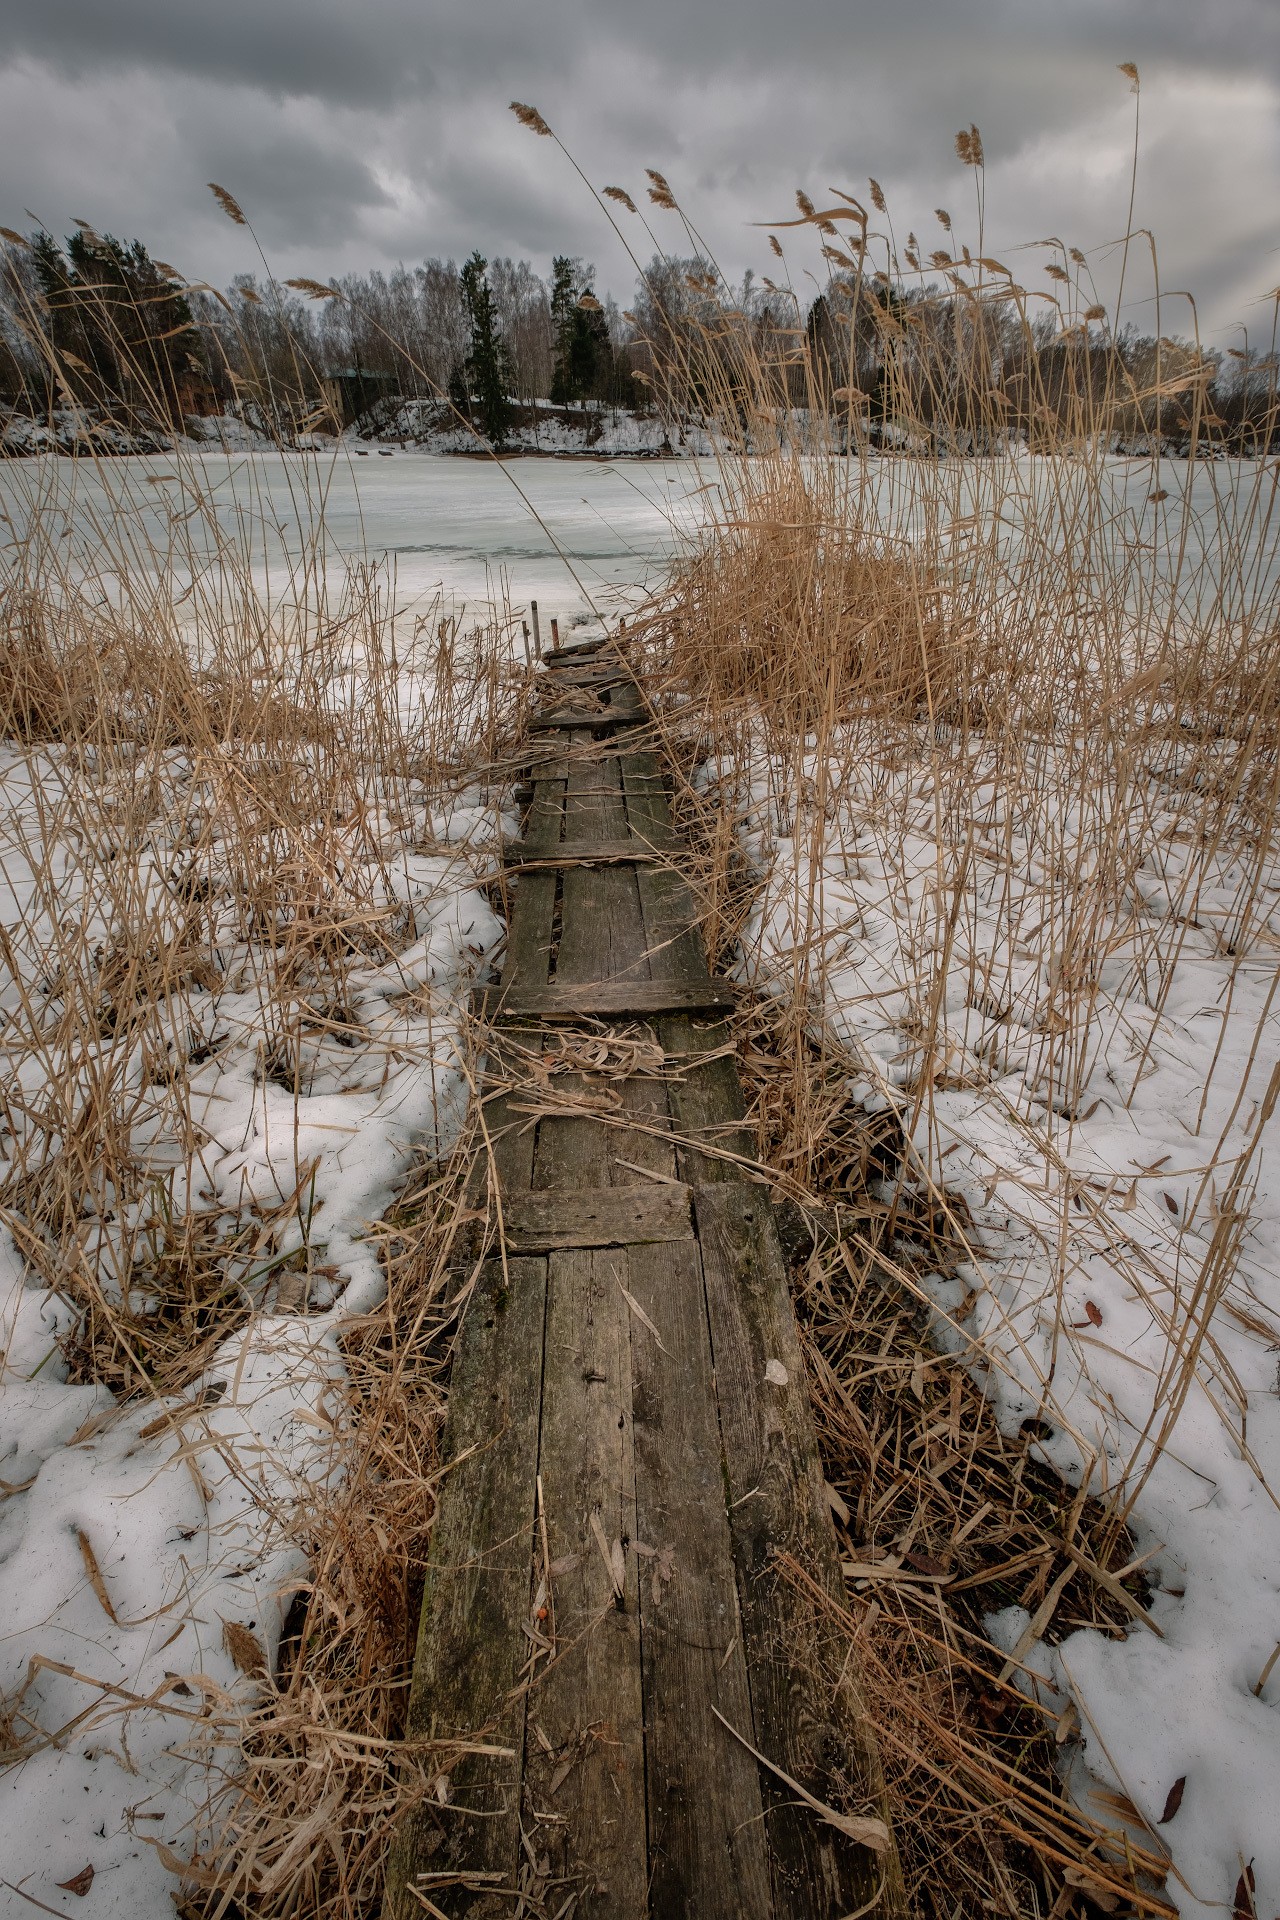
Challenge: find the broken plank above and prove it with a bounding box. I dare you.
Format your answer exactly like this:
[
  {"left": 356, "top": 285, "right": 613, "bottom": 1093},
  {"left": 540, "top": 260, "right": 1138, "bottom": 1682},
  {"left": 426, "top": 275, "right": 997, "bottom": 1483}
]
[
  {"left": 382, "top": 1256, "right": 548, "bottom": 1920},
  {"left": 694, "top": 1182, "right": 906, "bottom": 1917},
  {"left": 499, "top": 1182, "right": 692, "bottom": 1250},
  {"left": 474, "top": 978, "right": 737, "bottom": 1021}
]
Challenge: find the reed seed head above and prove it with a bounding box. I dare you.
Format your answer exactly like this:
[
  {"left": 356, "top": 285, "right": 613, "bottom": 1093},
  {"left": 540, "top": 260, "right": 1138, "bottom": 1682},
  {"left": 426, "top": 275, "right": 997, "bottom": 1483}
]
[
  {"left": 510, "top": 101, "right": 552, "bottom": 135},
  {"left": 208, "top": 183, "right": 247, "bottom": 225},
  {"left": 955, "top": 124, "right": 984, "bottom": 167}
]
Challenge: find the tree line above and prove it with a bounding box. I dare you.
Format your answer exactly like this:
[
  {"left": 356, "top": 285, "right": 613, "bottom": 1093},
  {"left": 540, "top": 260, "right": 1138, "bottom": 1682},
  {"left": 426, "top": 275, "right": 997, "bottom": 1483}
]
[
  {"left": 1, "top": 223, "right": 1276, "bottom": 454},
  {"left": 0, "top": 231, "right": 643, "bottom": 443}
]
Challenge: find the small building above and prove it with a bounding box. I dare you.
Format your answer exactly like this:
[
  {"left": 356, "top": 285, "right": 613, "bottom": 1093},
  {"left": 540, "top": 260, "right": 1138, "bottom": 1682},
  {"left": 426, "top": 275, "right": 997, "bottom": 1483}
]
[{"left": 320, "top": 368, "right": 400, "bottom": 428}]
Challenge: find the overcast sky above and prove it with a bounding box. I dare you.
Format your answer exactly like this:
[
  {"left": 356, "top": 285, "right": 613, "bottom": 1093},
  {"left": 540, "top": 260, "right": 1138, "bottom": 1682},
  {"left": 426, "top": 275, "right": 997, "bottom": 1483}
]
[{"left": 0, "top": 0, "right": 1276, "bottom": 342}]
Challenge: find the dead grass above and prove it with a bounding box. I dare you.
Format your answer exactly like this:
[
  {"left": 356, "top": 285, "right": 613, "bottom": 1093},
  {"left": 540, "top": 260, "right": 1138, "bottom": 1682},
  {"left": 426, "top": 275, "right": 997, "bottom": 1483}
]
[
  {"left": 0, "top": 433, "right": 522, "bottom": 1914},
  {"left": 5, "top": 131, "right": 1280, "bottom": 1920},
  {"left": 733, "top": 998, "right": 1173, "bottom": 1917},
  {"left": 603, "top": 190, "right": 1280, "bottom": 1904},
  {"left": 175, "top": 1141, "right": 478, "bottom": 1920}
]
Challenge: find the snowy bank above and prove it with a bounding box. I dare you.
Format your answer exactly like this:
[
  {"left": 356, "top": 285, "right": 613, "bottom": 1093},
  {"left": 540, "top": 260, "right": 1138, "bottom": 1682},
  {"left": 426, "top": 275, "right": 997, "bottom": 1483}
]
[
  {"left": 732, "top": 732, "right": 1280, "bottom": 1920},
  {"left": 0, "top": 743, "right": 508, "bottom": 1916}
]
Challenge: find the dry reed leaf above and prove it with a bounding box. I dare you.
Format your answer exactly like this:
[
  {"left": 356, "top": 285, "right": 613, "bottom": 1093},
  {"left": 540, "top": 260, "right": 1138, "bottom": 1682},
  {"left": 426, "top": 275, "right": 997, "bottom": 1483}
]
[
  {"left": 76, "top": 1530, "right": 118, "bottom": 1625},
  {"left": 712, "top": 1707, "right": 890, "bottom": 1853},
  {"left": 616, "top": 1277, "right": 668, "bottom": 1352}
]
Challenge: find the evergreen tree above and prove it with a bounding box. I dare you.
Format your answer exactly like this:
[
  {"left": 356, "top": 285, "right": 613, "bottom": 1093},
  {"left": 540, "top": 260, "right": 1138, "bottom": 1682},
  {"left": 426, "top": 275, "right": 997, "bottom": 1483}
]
[
  {"left": 459, "top": 251, "right": 512, "bottom": 444},
  {"left": 549, "top": 255, "right": 611, "bottom": 407},
  {"left": 31, "top": 230, "right": 208, "bottom": 420}
]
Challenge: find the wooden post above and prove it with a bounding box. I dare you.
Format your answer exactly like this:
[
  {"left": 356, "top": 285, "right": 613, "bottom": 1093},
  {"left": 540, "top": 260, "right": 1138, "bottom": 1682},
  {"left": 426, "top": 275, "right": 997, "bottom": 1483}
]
[
  {"left": 521, "top": 619, "right": 531, "bottom": 666},
  {"left": 530, "top": 600, "right": 542, "bottom": 659},
  {"left": 550, "top": 617, "right": 560, "bottom": 648}
]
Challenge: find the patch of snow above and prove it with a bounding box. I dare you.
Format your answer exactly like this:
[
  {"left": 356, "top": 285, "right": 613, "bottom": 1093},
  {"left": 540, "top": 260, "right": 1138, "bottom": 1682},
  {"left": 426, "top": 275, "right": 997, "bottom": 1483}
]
[
  {"left": 0, "top": 739, "right": 506, "bottom": 1914},
  {"left": 737, "top": 732, "right": 1280, "bottom": 1920}
]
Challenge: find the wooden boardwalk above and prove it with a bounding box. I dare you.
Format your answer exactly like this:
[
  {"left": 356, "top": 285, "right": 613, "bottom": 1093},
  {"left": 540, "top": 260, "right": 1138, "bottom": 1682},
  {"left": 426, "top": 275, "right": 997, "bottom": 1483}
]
[{"left": 384, "top": 644, "right": 903, "bottom": 1919}]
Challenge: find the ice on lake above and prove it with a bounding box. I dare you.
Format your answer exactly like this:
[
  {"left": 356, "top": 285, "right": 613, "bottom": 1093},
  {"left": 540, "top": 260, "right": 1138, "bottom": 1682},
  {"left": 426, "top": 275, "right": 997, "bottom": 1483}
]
[{"left": 0, "top": 449, "right": 714, "bottom": 638}]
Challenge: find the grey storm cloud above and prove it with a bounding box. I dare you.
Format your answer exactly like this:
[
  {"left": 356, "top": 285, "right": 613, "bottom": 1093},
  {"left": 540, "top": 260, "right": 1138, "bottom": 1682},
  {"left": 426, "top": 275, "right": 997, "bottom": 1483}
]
[{"left": 0, "top": 0, "right": 1276, "bottom": 336}]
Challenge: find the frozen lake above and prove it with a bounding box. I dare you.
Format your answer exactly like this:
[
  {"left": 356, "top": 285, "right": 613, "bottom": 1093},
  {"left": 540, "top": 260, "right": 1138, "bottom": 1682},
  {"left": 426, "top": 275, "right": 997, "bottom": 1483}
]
[
  {"left": 3, "top": 446, "right": 1276, "bottom": 645},
  {"left": 0, "top": 449, "right": 713, "bottom": 639}
]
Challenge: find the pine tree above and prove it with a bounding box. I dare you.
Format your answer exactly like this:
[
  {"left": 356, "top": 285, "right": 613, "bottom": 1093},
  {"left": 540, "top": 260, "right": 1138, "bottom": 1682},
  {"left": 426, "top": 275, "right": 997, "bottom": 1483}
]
[
  {"left": 31, "top": 230, "right": 208, "bottom": 421},
  {"left": 459, "top": 251, "right": 512, "bottom": 445},
  {"left": 550, "top": 255, "right": 611, "bottom": 407}
]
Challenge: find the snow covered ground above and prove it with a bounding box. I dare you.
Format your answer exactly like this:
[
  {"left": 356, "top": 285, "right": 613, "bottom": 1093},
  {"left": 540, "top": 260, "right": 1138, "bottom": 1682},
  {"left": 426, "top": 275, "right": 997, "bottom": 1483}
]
[
  {"left": 735, "top": 729, "right": 1280, "bottom": 1920},
  {"left": 4, "top": 444, "right": 1278, "bottom": 1915},
  {"left": 0, "top": 722, "right": 508, "bottom": 1911}
]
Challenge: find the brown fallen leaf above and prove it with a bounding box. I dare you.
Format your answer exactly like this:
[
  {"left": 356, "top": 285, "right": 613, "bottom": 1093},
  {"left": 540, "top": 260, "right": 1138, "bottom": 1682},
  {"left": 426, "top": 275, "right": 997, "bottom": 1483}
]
[
  {"left": 1159, "top": 1775, "right": 1186, "bottom": 1824},
  {"left": 1085, "top": 1300, "right": 1103, "bottom": 1327},
  {"left": 1232, "top": 1859, "right": 1256, "bottom": 1920},
  {"left": 57, "top": 1864, "right": 95, "bottom": 1897},
  {"left": 903, "top": 1548, "right": 949, "bottom": 1577},
  {"left": 1062, "top": 1866, "right": 1120, "bottom": 1912},
  {"left": 221, "top": 1619, "right": 266, "bottom": 1676}
]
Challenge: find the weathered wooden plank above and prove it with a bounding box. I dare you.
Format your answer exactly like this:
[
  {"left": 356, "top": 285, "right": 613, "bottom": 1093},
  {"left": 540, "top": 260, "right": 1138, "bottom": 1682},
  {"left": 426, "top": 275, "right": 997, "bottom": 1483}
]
[
  {"left": 623, "top": 754, "right": 714, "bottom": 994},
  {"left": 528, "top": 707, "right": 633, "bottom": 731},
  {"left": 539, "top": 667, "right": 630, "bottom": 690},
  {"left": 498, "top": 774, "right": 564, "bottom": 992},
  {"left": 554, "top": 752, "right": 649, "bottom": 996},
  {"left": 499, "top": 1181, "right": 692, "bottom": 1250},
  {"left": 626, "top": 1236, "right": 776, "bottom": 1918},
  {"left": 382, "top": 1256, "right": 548, "bottom": 1920},
  {"left": 693, "top": 1183, "right": 906, "bottom": 1918},
  {"left": 523, "top": 1245, "right": 649, "bottom": 1914},
  {"left": 657, "top": 1013, "right": 754, "bottom": 1184},
  {"left": 503, "top": 837, "right": 664, "bottom": 867},
  {"left": 617, "top": 754, "right": 757, "bottom": 1183},
  {"left": 525, "top": 759, "right": 652, "bottom": 1184},
  {"left": 473, "top": 772, "right": 566, "bottom": 1202},
  {"left": 543, "top": 637, "right": 610, "bottom": 664},
  {"left": 475, "top": 978, "right": 737, "bottom": 1021}
]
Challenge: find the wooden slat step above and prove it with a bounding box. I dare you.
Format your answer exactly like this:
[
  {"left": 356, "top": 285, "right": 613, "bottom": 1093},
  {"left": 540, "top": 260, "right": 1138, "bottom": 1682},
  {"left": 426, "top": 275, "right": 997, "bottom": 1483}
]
[
  {"left": 528, "top": 707, "right": 634, "bottom": 732},
  {"left": 538, "top": 664, "right": 629, "bottom": 686},
  {"left": 474, "top": 978, "right": 737, "bottom": 1021},
  {"left": 543, "top": 638, "right": 610, "bottom": 664},
  {"left": 499, "top": 1182, "right": 692, "bottom": 1250},
  {"left": 504, "top": 837, "right": 664, "bottom": 868}
]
